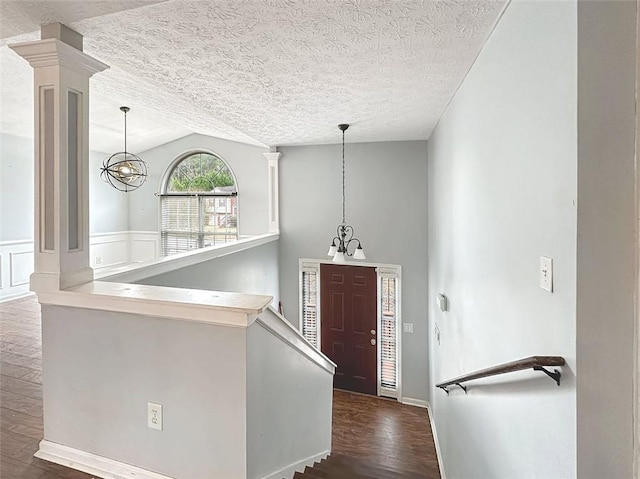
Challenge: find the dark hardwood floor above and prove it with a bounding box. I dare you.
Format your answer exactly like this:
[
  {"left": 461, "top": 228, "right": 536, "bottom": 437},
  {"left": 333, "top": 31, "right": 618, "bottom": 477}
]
[
  {"left": 1, "top": 295, "right": 440, "bottom": 479},
  {"left": 0, "top": 295, "right": 93, "bottom": 479},
  {"left": 309, "top": 390, "right": 441, "bottom": 478}
]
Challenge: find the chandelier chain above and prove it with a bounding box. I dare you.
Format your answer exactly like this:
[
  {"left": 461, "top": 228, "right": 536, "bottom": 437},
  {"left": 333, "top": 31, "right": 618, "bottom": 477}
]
[
  {"left": 342, "top": 127, "right": 346, "bottom": 225},
  {"left": 124, "top": 109, "right": 127, "bottom": 154}
]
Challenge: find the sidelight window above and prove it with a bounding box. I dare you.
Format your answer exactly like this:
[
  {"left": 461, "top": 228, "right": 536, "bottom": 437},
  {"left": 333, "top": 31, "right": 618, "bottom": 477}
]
[
  {"left": 380, "top": 276, "right": 399, "bottom": 394},
  {"left": 301, "top": 266, "right": 319, "bottom": 347}
]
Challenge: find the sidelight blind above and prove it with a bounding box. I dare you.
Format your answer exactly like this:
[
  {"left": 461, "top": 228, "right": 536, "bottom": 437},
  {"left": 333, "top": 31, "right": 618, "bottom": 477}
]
[
  {"left": 301, "top": 270, "right": 318, "bottom": 347},
  {"left": 380, "top": 277, "right": 398, "bottom": 391}
]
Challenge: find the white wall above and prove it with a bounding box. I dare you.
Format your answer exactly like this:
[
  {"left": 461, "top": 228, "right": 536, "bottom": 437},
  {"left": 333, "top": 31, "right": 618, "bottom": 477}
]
[
  {"left": 128, "top": 133, "right": 269, "bottom": 236},
  {"left": 278, "top": 140, "right": 429, "bottom": 402},
  {"left": 427, "top": 1, "right": 577, "bottom": 478},
  {"left": 136, "top": 239, "right": 279, "bottom": 306},
  {"left": 42, "top": 305, "right": 248, "bottom": 478},
  {"left": 576, "top": 1, "right": 637, "bottom": 477}
]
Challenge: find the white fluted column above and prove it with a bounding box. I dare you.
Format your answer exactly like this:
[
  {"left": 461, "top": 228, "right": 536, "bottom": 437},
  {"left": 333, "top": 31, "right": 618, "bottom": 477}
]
[
  {"left": 10, "top": 24, "right": 109, "bottom": 292},
  {"left": 263, "top": 150, "right": 281, "bottom": 234}
]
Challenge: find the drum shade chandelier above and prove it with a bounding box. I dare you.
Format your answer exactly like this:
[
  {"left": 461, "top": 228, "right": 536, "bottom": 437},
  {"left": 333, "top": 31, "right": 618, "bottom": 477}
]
[
  {"left": 326, "top": 124, "right": 366, "bottom": 263},
  {"left": 100, "top": 106, "right": 148, "bottom": 192}
]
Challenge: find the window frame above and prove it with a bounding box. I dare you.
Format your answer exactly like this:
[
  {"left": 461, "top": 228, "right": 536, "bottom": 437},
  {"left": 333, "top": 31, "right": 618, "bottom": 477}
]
[{"left": 159, "top": 150, "right": 239, "bottom": 256}]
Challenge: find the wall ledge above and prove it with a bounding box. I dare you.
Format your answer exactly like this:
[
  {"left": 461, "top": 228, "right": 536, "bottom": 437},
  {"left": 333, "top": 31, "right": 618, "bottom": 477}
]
[
  {"left": 37, "top": 281, "right": 273, "bottom": 328},
  {"left": 98, "top": 233, "right": 279, "bottom": 283}
]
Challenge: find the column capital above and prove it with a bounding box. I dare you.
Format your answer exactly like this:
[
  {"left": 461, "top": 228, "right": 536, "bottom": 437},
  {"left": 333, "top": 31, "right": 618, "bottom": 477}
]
[
  {"left": 10, "top": 38, "right": 109, "bottom": 77},
  {"left": 263, "top": 151, "right": 281, "bottom": 162}
]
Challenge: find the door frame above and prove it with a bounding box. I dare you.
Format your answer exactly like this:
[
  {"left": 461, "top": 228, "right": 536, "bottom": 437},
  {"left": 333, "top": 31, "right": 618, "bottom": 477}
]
[{"left": 299, "top": 258, "right": 402, "bottom": 401}]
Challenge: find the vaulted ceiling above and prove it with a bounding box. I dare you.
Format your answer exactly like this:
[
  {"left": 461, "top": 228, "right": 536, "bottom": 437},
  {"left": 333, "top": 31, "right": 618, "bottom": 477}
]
[{"left": 0, "top": 0, "right": 506, "bottom": 152}]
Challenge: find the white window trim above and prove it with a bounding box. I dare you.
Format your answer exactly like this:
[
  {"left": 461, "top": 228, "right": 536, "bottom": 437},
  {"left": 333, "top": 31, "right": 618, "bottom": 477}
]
[
  {"left": 298, "top": 258, "right": 402, "bottom": 402},
  {"left": 157, "top": 148, "right": 242, "bottom": 246}
]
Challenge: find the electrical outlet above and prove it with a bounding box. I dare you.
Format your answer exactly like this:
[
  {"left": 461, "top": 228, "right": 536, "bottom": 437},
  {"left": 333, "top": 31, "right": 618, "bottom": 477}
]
[
  {"left": 540, "top": 256, "right": 553, "bottom": 292},
  {"left": 148, "top": 402, "right": 162, "bottom": 430},
  {"left": 95, "top": 256, "right": 102, "bottom": 265},
  {"left": 403, "top": 323, "right": 414, "bottom": 333}
]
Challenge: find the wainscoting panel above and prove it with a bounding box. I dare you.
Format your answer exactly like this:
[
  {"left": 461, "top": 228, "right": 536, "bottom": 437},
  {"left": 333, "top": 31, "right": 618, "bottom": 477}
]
[
  {"left": 10, "top": 250, "right": 34, "bottom": 287},
  {"left": 130, "top": 231, "right": 160, "bottom": 263},
  {"left": 0, "top": 240, "right": 33, "bottom": 301},
  {"left": 0, "top": 231, "right": 160, "bottom": 302},
  {"left": 90, "top": 232, "right": 129, "bottom": 271}
]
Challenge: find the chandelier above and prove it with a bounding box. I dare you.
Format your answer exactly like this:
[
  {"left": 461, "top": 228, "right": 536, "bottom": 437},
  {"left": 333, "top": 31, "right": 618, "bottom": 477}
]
[
  {"left": 100, "top": 106, "right": 148, "bottom": 192},
  {"left": 326, "top": 124, "right": 366, "bottom": 263}
]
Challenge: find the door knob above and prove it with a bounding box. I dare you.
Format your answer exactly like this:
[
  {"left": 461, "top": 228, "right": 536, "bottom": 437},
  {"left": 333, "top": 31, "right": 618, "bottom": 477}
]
[
  {"left": 370, "top": 329, "right": 376, "bottom": 335},
  {"left": 370, "top": 338, "right": 376, "bottom": 346}
]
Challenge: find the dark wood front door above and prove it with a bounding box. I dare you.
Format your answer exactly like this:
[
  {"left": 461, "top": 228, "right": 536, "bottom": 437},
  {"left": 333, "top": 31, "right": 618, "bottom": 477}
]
[{"left": 320, "top": 264, "right": 377, "bottom": 395}]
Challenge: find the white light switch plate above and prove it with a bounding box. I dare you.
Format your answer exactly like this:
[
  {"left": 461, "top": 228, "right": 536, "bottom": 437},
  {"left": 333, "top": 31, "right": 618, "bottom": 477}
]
[
  {"left": 403, "top": 323, "right": 414, "bottom": 333},
  {"left": 540, "top": 256, "right": 553, "bottom": 292}
]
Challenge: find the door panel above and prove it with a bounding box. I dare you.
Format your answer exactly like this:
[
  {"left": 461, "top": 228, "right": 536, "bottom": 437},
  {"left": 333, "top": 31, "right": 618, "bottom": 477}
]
[
  {"left": 321, "top": 264, "right": 377, "bottom": 395},
  {"left": 330, "top": 291, "right": 345, "bottom": 330}
]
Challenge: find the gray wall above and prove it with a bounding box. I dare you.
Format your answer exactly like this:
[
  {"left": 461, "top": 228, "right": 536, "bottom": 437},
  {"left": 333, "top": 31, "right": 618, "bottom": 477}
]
[
  {"left": 0, "top": 133, "right": 33, "bottom": 241},
  {"left": 576, "top": 1, "right": 636, "bottom": 477},
  {"left": 128, "top": 133, "right": 269, "bottom": 236},
  {"left": 89, "top": 148, "right": 129, "bottom": 235},
  {"left": 427, "top": 1, "right": 577, "bottom": 477},
  {"left": 136, "top": 240, "right": 280, "bottom": 306},
  {"left": 247, "top": 310, "right": 333, "bottom": 479},
  {"left": 42, "top": 305, "right": 248, "bottom": 478},
  {"left": 278, "top": 140, "right": 429, "bottom": 402},
  {"left": 0, "top": 132, "right": 128, "bottom": 240}
]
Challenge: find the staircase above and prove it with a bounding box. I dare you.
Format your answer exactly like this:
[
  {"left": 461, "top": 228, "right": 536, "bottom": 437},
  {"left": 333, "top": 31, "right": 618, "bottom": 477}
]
[{"left": 294, "top": 453, "right": 422, "bottom": 479}]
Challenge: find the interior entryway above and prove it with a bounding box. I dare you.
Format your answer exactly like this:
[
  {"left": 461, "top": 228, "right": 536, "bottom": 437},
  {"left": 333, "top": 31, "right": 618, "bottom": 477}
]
[{"left": 320, "top": 264, "right": 377, "bottom": 395}]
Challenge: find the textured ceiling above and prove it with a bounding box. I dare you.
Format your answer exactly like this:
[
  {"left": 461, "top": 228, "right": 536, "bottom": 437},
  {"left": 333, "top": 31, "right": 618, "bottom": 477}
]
[{"left": 0, "top": 0, "right": 507, "bottom": 150}]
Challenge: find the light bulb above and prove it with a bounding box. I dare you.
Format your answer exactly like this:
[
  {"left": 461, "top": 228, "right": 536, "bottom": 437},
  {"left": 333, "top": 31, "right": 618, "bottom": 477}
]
[{"left": 117, "top": 162, "right": 140, "bottom": 182}]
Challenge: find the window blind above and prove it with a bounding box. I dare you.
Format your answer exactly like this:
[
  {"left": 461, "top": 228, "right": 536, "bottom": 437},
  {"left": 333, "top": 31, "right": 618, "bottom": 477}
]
[
  {"left": 161, "top": 195, "right": 237, "bottom": 256},
  {"left": 380, "top": 277, "right": 398, "bottom": 391},
  {"left": 302, "top": 270, "right": 318, "bottom": 347}
]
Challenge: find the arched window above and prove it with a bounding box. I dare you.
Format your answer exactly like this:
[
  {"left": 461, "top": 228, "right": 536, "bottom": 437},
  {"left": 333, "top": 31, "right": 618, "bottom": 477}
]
[{"left": 160, "top": 151, "right": 238, "bottom": 256}]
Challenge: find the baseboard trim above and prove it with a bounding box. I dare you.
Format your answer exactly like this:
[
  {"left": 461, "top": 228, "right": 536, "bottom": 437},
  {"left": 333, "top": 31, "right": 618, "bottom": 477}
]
[
  {"left": 401, "top": 397, "right": 429, "bottom": 408},
  {"left": 35, "top": 440, "right": 176, "bottom": 479},
  {"left": 0, "top": 291, "right": 34, "bottom": 303},
  {"left": 259, "top": 449, "right": 330, "bottom": 479},
  {"left": 426, "top": 402, "right": 446, "bottom": 479}
]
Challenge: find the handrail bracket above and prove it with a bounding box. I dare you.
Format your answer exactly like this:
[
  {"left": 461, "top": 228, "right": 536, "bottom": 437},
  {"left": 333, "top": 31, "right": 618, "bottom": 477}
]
[
  {"left": 455, "top": 383, "right": 467, "bottom": 394},
  {"left": 533, "top": 366, "right": 562, "bottom": 386}
]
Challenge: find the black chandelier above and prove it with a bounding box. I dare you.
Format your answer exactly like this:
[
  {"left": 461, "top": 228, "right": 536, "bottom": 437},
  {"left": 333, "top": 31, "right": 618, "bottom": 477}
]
[
  {"left": 326, "top": 124, "right": 366, "bottom": 263},
  {"left": 100, "top": 106, "right": 148, "bottom": 192}
]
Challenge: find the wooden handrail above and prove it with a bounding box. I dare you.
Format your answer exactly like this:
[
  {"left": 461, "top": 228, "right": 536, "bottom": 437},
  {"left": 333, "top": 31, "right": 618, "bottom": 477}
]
[{"left": 436, "top": 356, "right": 566, "bottom": 394}]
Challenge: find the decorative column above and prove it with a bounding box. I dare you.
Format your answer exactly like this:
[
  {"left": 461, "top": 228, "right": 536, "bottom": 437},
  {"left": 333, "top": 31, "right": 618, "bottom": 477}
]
[
  {"left": 263, "top": 148, "right": 281, "bottom": 234},
  {"left": 10, "top": 24, "right": 109, "bottom": 292}
]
